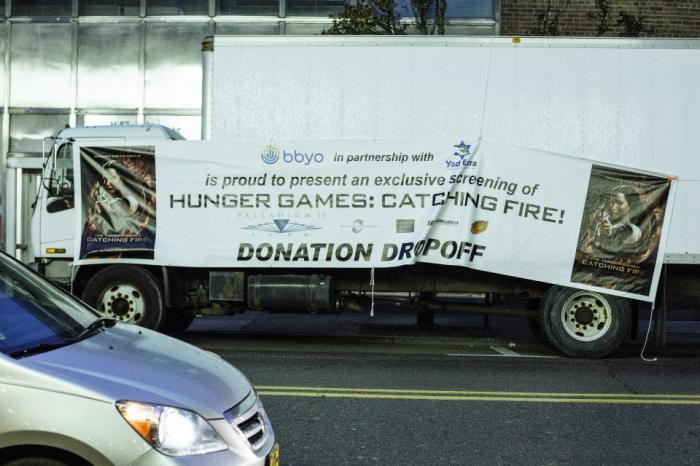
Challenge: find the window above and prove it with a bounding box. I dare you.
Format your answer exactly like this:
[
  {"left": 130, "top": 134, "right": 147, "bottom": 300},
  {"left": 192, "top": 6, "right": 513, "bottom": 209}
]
[
  {"left": 215, "top": 22, "right": 281, "bottom": 35},
  {"left": 12, "top": 0, "right": 71, "bottom": 16},
  {"left": 77, "top": 24, "right": 141, "bottom": 108},
  {"left": 10, "top": 24, "right": 72, "bottom": 108},
  {"left": 285, "top": 22, "right": 332, "bottom": 34},
  {"left": 217, "top": 0, "right": 278, "bottom": 16},
  {"left": 145, "top": 23, "right": 209, "bottom": 109},
  {"left": 445, "top": 0, "right": 494, "bottom": 18},
  {"left": 79, "top": 0, "right": 140, "bottom": 15},
  {"left": 0, "top": 254, "right": 94, "bottom": 357},
  {"left": 286, "top": 0, "right": 345, "bottom": 17},
  {"left": 9, "top": 114, "right": 70, "bottom": 155},
  {"left": 394, "top": 0, "right": 495, "bottom": 19},
  {"left": 147, "top": 0, "right": 209, "bottom": 16}
]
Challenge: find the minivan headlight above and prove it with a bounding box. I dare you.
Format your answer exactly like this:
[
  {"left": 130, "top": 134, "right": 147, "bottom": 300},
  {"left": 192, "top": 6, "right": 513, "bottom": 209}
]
[{"left": 116, "top": 401, "right": 227, "bottom": 457}]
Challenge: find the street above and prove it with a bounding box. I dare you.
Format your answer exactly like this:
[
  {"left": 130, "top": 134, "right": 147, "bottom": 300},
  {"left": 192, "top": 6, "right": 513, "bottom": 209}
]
[{"left": 183, "top": 312, "right": 700, "bottom": 465}]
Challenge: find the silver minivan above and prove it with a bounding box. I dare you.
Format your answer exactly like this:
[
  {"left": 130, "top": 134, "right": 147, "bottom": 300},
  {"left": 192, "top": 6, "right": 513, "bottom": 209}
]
[{"left": 0, "top": 253, "right": 278, "bottom": 466}]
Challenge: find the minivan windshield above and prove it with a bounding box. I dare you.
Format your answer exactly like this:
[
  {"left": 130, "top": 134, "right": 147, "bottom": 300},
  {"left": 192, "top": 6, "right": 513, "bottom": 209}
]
[{"left": 0, "top": 253, "right": 101, "bottom": 358}]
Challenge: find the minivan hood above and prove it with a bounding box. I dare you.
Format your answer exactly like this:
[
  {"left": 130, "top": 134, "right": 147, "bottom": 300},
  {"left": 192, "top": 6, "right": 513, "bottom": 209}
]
[{"left": 19, "top": 325, "right": 251, "bottom": 419}]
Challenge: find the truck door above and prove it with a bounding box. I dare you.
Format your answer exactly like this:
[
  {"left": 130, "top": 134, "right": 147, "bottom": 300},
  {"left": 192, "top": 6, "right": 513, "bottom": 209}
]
[{"left": 38, "top": 142, "right": 75, "bottom": 259}]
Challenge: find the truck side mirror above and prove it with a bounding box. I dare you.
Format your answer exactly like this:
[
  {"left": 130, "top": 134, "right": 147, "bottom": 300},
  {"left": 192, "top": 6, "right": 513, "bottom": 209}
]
[{"left": 46, "top": 195, "right": 73, "bottom": 213}]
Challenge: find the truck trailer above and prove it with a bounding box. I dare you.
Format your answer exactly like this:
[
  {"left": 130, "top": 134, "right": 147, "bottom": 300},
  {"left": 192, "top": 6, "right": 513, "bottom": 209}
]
[{"left": 29, "top": 36, "right": 700, "bottom": 358}]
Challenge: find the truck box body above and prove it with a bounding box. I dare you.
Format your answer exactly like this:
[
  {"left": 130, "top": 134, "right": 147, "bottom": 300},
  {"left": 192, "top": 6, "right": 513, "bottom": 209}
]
[{"left": 202, "top": 36, "right": 700, "bottom": 263}]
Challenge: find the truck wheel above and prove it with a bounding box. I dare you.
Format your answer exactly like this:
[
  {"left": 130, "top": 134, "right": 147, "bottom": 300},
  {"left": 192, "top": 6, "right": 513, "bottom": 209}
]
[
  {"left": 82, "top": 265, "right": 164, "bottom": 330},
  {"left": 538, "top": 286, "right": 631, "bottom": 359}
]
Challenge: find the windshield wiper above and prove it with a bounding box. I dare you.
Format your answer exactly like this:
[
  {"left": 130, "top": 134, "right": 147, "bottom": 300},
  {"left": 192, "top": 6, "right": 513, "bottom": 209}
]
[
  {"left": 10, "top": 341, "right": 76, "bottom": 358},
  {"left": 9, "top": 318, "right": 117, "bottom": 359},
  {"left": 75, "top": 317, "right": 117, "bottom": 340}
]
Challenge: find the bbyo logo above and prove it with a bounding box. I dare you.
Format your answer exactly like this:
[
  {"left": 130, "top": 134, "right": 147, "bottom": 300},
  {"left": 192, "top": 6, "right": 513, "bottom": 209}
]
[
  {"left": 446, "top": 140, "right": 477, "bottom": 169},
  {"left": 260, "top": 145, "right": 324, "bottom": 165},
  {"left": 283, "top": 150, "right": 324, "bottom": 165},
  {"left": 261, "top": 145, "right": 280, "bottom": 164}
]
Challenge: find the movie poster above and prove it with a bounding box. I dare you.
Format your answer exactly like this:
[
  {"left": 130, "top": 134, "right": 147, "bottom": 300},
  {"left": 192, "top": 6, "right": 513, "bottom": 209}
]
[
  {"left": 570, "top": 165, "right": 671, "bottom": 295},
  {"left": 79, "top": 146, "right": 156, "bottom": 260}
]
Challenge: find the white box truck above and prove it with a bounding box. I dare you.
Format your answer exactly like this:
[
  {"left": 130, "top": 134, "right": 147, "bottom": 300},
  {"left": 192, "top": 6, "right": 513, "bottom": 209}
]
[{"left": 29, "top": 36, "right": 700, "bottom": 358}]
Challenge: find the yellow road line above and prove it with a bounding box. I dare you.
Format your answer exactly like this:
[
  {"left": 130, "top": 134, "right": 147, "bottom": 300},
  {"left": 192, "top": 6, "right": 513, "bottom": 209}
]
[
  {"left": 255, "top": 385, "right": 700, "bottom": 399},
  {"left": 256, "top": 391, "right": 700, "bottom": 405}
]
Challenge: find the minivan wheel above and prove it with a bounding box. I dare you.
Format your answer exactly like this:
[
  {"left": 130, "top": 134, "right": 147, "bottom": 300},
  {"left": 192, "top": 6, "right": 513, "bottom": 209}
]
[
  {"left": 538, "top": 286, "right": 631, "bottom": 359},
  {"left": 82, "top": 265, "right": 164, "bottom": 330}
]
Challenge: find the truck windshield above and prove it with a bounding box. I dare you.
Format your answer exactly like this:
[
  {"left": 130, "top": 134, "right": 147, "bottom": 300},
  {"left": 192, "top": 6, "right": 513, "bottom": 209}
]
[{"left": 0, "top": 253, "right": 99, "bottom": 358}]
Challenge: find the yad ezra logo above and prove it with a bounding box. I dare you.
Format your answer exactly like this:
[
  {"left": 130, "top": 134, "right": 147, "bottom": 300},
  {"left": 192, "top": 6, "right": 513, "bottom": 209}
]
[
  {"left": 243, "top": 219, "right": 321, "bottom": 234},
  {"left": 446, "top": 140, "right": 477, "bottom": 169},
  {"left": 261, "top": 145, "right": 280, "bottom": 164}
]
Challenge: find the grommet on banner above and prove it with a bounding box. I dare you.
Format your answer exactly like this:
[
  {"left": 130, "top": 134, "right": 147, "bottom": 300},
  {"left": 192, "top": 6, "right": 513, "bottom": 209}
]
[{"left": 369, "top": 267, "right": 375, "bottom": 318}]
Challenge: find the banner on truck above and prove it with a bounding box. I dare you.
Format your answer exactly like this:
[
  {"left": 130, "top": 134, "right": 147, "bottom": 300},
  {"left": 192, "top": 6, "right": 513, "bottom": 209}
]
[
  {"left": 78, "top": 146, "right": 157, "bottom": 260},
  {"left": 74, "top": 139, "right": 675, "bottom": 301}
]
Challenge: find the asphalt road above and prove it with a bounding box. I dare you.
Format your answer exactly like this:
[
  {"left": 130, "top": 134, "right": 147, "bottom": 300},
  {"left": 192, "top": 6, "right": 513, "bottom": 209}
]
[{"left": 183, "top": 315, "right": 700, "bottom": 466}]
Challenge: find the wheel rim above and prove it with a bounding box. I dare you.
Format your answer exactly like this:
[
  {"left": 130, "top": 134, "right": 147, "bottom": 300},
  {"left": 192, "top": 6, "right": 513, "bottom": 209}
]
[
  {"left": 98, "top": 283, "right": 145, "bottom": 324},
  {"left": 560, "top": 291, "right": 612, "bottom": 342}
]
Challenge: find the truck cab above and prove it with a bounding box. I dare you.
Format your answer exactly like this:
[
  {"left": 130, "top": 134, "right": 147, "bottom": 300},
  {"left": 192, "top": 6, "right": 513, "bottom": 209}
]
[{"left": 31, "top": 125, "right": 184, "bottom": 285}]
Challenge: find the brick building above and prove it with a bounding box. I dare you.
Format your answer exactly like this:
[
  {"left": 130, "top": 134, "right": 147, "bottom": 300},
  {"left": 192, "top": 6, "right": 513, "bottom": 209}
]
[{"left": 501, "top": 0, "right": 700, "bottom": 38}]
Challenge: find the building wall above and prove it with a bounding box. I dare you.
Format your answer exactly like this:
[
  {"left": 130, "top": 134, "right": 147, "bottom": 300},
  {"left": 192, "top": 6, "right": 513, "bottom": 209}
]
[{"left": 501, "top": 0, "right": 700, "bottom": 38}]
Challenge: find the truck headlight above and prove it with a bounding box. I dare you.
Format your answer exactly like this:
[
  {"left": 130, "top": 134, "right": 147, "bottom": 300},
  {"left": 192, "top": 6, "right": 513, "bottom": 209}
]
[{"left": 116, "top": 401, "right": 227, "bottom": 456}]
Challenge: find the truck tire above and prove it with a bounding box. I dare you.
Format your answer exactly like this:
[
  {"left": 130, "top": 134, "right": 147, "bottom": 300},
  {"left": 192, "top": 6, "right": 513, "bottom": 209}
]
[
  {"left": 527, "top": 317, "right": 549, "bottom": 346},
  {"left": 538, "top": 286, "right": 631, "bottom": 359},
  {"left": 526, "top": 297, "right": 550, "bottom": 347},
  {"left": 82, "top": 265, "right": 164, "bottom": 330}
]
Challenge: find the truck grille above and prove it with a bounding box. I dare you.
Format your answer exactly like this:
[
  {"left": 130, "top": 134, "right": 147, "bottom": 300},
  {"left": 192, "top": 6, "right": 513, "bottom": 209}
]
[{"left": 224, "top": 391, "right": 269, "bottom": 450}]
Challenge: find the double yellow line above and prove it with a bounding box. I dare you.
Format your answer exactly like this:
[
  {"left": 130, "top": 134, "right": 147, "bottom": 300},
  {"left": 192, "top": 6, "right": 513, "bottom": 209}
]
[{"left": 255, "top": 386, "right": 700, "bottom": 405}]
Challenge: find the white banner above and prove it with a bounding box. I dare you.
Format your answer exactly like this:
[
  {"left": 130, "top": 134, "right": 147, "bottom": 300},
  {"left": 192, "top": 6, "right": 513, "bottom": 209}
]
[{"left": 75, "top": 139, "right": 675, "bottom": 301}]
